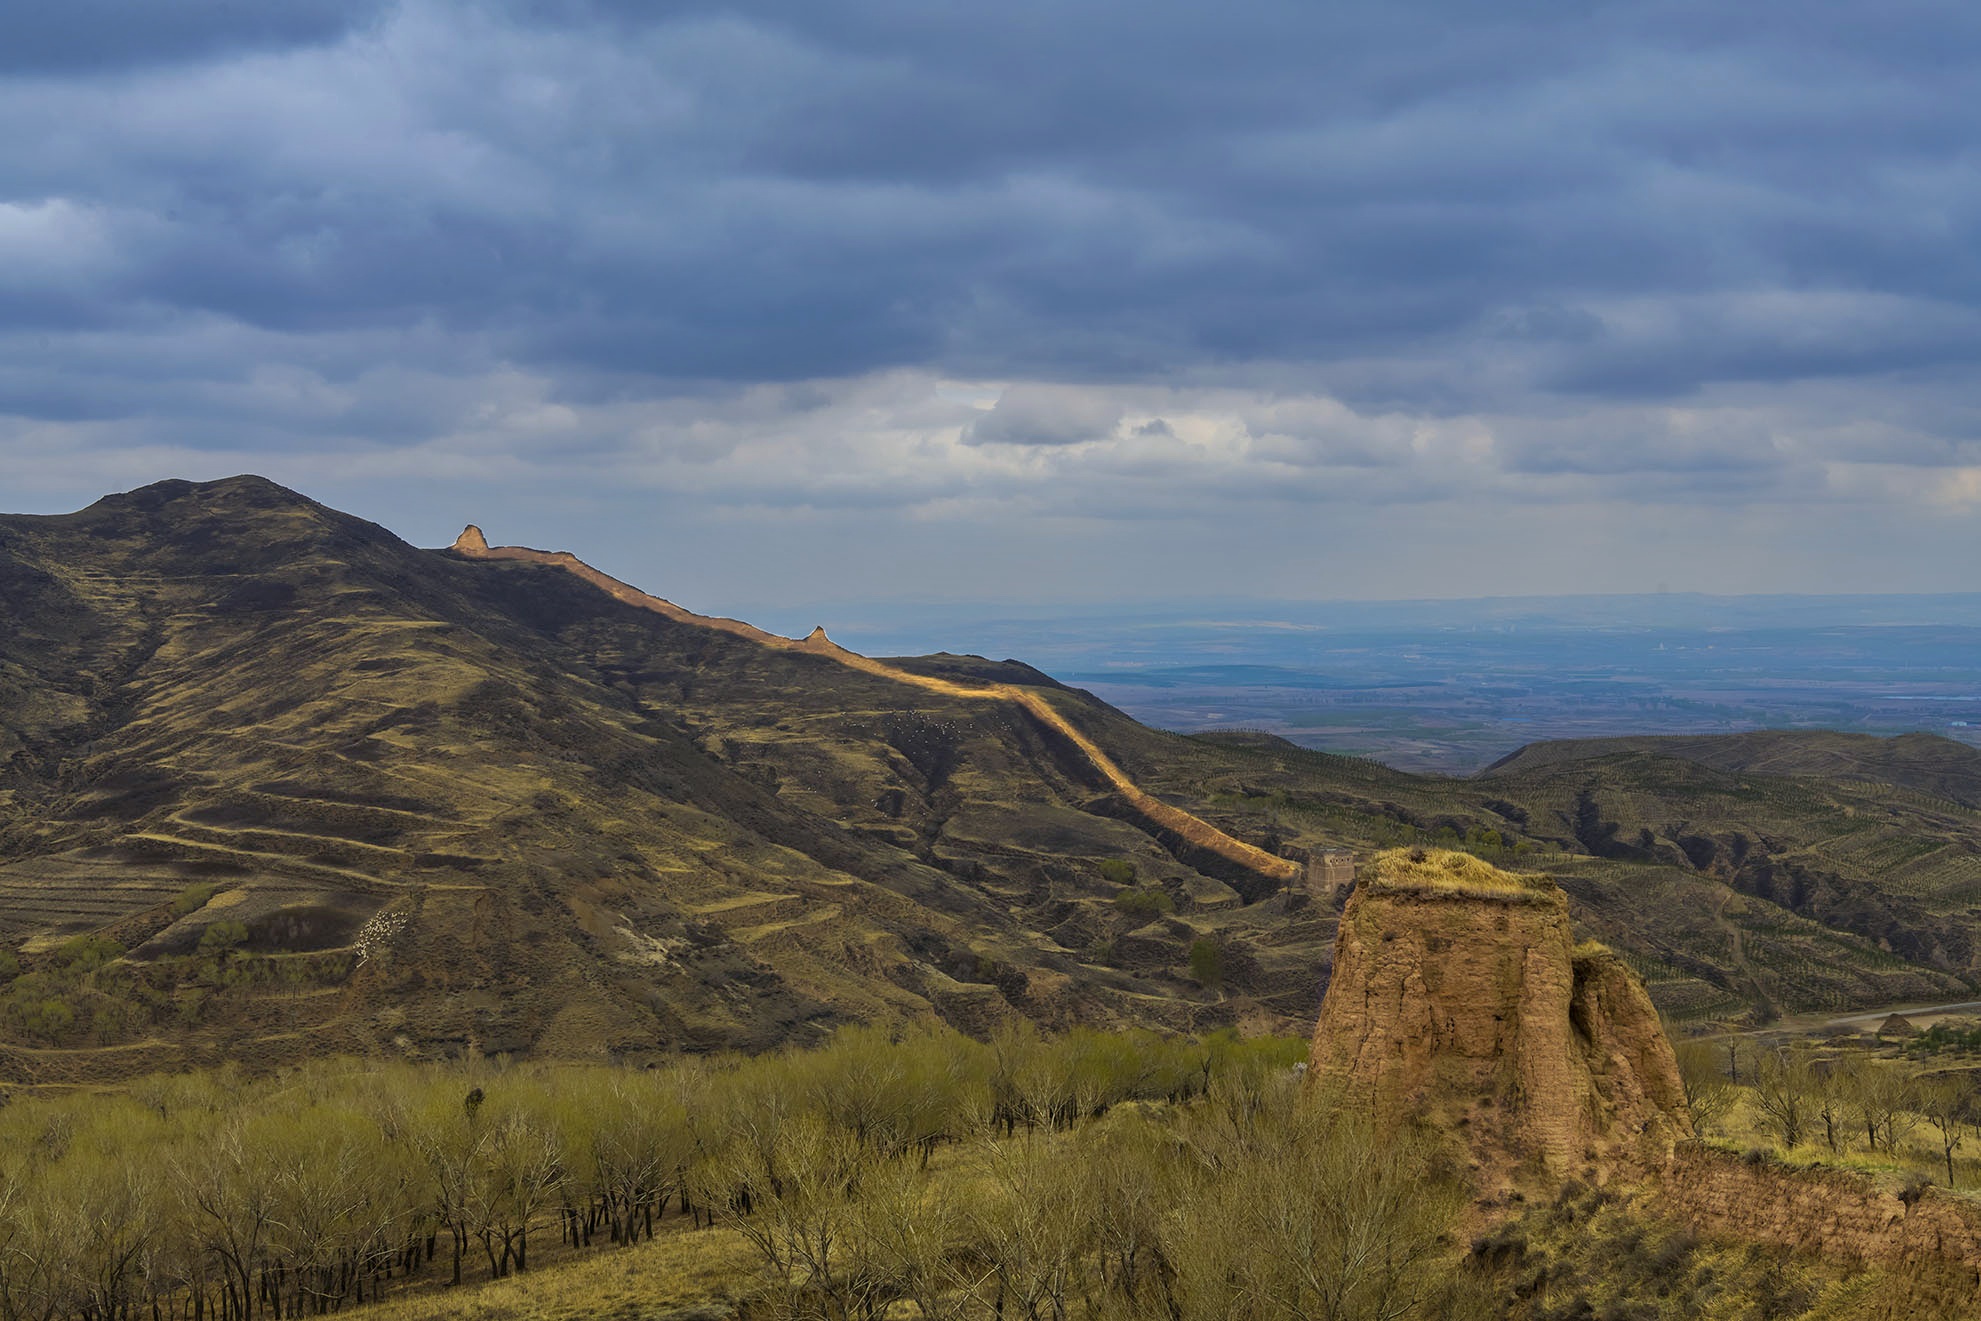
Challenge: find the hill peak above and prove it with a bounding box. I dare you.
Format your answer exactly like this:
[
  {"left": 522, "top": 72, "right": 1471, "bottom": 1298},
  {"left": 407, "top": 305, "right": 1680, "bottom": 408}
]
[{"left": 108, "top": 474, "right": 307, "bottom": 509}]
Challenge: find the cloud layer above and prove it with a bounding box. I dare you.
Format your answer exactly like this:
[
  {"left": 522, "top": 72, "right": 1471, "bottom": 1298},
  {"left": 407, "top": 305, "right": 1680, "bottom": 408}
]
[{"left": 3, "top": 1, "right": 1978, "bottom": 603}]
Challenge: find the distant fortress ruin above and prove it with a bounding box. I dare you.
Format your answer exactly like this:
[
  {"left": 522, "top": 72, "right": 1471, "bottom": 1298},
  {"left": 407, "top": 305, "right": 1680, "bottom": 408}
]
[{"left": 1305, "top": 847, "right": 1355, "bottom": 903}]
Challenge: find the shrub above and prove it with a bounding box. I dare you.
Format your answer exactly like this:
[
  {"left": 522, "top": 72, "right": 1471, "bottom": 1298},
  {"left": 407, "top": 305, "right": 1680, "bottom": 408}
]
[
  {"left": 1188, "top": 938, "right": 1225, "bottom": 989},
  {"left": 1113, "top": 887, "right": 1174, "bottom": 916},
  {"left": 198, "top": 920, "right": 250, "bottom": 956},
  {"left": 1097, "top": 858, "right": 1137, "bottom": 886},
  {"left": 15, "top": 995, "right": 76, "bottom": 1042},
  {"left": 0, "top": 948, "right": 18, "bottom": 984},
  {"left": 57, "top": 934, "right": 123, "bottom": 971},
  {"left": 171, "top": 883, "right": 220, "bottom": 917}
]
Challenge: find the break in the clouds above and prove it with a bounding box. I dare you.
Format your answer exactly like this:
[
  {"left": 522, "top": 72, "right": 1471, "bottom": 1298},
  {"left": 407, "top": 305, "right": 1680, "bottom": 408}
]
[{"left": 3, "top": 1, "right": 1979, "bottom": 605}]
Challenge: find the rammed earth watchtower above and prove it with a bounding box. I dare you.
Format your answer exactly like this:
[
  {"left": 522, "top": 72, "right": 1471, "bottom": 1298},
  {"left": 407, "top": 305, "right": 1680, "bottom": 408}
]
[{"left": 1307, "top": 848, "right": 1691, "bottom": 1183}]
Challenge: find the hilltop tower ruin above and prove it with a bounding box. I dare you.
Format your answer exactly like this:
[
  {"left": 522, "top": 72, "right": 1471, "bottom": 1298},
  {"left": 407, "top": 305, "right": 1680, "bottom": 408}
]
[
  {"left": 1308, "top": 848, "right": 1691, "bottom": 1184},
  {"left": 1305, "top": 847, "right": 1355, "bottom": 905}
]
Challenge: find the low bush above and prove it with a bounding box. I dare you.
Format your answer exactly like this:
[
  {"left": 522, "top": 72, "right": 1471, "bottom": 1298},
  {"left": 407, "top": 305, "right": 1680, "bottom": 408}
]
[
  {"left": 1097, "top": 857, "right": 1137, "bottom": 886},
  {"left": 1112, "top": 886, "right": 1174, "bottom": 916},
  {"left": 1188, "top": 938, "right": 1225, "bottom": 988},
  {"left": 56, "top": 933, "right": 122, "bottom": 971},
  {"left": 197, "top": 919, "right": 250, "bottom": 956},
  {"left": 171, "top": 882, "right": 220, "bottom": 917}
]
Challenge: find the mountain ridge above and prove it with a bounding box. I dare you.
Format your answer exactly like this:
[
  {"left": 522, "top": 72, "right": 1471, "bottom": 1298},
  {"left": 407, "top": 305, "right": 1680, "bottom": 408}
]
[
  {"left": 1484, "top": 729, "right": 1981, "bottom": 807},
  {"left": 0, "top": 476, "right": 1329, "bottom": 1082},
  {"left": 3, "top": 476, "right": 1979, "bottom": 1084},
  {"left": 445, "top": 521, "right": 1300, "bottom": 885}
]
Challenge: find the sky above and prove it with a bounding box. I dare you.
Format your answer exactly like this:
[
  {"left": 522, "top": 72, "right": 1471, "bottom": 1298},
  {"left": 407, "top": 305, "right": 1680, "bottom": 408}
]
[{"left": 4, "top": 1, "right": 1980, "bottom": 615}]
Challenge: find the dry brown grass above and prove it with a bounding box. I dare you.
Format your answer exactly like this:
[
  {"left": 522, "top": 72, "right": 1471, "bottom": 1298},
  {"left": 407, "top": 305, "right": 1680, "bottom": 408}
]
[
  {"left": 1362, "top": 846, "right": 1549, "bottom": 898},
  {"left": 365, "top": 1223, "right": 754, "bottom": 1321}
]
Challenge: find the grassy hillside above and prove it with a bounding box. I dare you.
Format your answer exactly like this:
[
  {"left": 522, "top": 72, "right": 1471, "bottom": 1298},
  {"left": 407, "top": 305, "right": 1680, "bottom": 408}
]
[
  {"left": 1129, "top": 729, "right": 1981, "bottom": 1022},
  {"left": 0, "top": 478, "right": 1326, "bottom": 1081},
  {"left": 2, "top": 477, "right": 1978, "bottom": 1081},
  {"left": 1487, "top": 729, "right": 1981, "bottom": 807}
]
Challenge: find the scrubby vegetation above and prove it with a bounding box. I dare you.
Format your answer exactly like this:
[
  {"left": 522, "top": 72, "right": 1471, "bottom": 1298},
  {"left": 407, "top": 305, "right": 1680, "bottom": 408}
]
[
  {"left": 1910, "top": 1021, "right": 1981, "bottom": 1057},
  {"left": 1681, "top": 1035, "right": 1981, "bottom": 1190},
  {"left": 173, "top": 884, "right": 221, "bottom": 918},
  {"left": 1093, "top": 859, "right": 1135, "bottom": 888},
  {"left": 1362, "top": 846, "right": 1550, "bottom": 899},
  {"left": 1470, "top": 1183, "right": 1875, "bottom": 1320},
  {"left": 0, "top": 1023, "right": 1514, "bottom": 1321},
  {"left": 0, "top": 934, "right": 336, "bottom": 1050},
  {"left": 16, "top": 1017, "right": 1966, "bottom": 1321},
  {"left": 1107, "top": 886, "right": 1172, "bottom": 916}
]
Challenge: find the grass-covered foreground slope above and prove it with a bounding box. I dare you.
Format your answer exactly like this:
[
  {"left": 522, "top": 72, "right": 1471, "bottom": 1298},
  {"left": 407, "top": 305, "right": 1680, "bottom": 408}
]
[
  {"left": 2, "top": 476, "right": 1978, "bottom": 1080},
  {"left": 13, "top": 1024, "right": 1961, "bottom": 1321}
]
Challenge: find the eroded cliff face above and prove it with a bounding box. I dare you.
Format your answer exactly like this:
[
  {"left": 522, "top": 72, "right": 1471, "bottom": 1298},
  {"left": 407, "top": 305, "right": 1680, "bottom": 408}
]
[
  {"left": 1308, "top": 848, "right": 1690, "bottom": 1183},
  {"left": 1664, "top": 1145, "right": 1981, "bottom": 1274}
]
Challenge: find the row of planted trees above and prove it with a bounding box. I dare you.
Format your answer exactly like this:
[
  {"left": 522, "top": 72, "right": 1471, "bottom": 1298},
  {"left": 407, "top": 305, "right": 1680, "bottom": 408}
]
[
  {"left": 0, "top": 1023, "right": 1479, "bottom": 1321},
  {"left": 1679, "top": 1039, "right": 1981, "bottom": 1186}
]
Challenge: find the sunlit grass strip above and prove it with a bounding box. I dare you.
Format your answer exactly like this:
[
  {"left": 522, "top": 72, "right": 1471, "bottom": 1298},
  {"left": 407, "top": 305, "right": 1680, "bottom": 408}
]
[{"left": 1360, "top": 846, "right": 1553, "bottom": 899}]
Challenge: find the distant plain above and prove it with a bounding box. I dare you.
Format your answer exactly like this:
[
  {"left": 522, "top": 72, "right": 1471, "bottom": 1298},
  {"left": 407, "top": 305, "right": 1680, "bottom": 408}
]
[{"left": 806, "top": 594, "right": 1981, "bottom": 774}]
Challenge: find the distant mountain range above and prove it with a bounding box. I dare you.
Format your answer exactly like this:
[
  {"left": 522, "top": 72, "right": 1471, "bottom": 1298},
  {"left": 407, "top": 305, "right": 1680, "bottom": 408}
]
[{"left": 3, "top": 477, "right": 1978, "bottom": 1082}]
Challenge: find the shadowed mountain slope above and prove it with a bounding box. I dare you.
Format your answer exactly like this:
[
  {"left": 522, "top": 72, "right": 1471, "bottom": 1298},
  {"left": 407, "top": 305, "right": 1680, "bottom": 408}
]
[{"left": 0, "top": 477, "right": 1322, "bottom": 1081}]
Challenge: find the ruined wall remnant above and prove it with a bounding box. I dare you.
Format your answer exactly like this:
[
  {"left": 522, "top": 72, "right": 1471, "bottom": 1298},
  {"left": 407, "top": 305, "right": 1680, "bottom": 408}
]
[
  {"left": 1307, "top": 848, "right": 1691, "bottom": 1182},
  {"left": 1306, "top": 848, "right": 1355, "bottom": 903},
  {"left": 1307, "top": 846, "right": 1981, "bottom": 1297},
  {"left": 448, "top": 526, "right": 1302, "bottom": 888}
]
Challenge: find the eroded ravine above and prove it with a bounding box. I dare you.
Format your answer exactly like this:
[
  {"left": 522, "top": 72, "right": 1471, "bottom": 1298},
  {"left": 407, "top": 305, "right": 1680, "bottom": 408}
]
[{"left": 450, "top": 526, "right": 1300, "bottom": 884}]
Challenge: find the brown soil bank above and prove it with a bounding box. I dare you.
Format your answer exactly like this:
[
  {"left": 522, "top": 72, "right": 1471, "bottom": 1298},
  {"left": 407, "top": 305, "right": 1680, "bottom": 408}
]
[
  {"left": 1307, "top": 848, "right": 1691, "bottom": 1183},
  {"left": 1661, "top": 1145, "right": 1981, "bottom": 1299}
]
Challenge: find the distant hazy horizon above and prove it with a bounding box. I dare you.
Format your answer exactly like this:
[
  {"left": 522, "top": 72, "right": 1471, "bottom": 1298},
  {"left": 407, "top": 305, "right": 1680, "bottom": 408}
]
[{"left": 772, "top": 592, "right": 1981, "bottom": 774}]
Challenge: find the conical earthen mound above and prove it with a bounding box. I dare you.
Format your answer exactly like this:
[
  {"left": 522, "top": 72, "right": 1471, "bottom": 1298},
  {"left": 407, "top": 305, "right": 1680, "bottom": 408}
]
[{"left": 1309, "top": 848, "right": 1691, "bottom": 1183}]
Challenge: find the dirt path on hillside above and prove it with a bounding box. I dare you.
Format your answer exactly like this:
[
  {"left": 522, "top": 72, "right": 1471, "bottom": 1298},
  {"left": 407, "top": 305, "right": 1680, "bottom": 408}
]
[{"left": 1819, "top": 999, "right": 1981, "bottom": 1030}]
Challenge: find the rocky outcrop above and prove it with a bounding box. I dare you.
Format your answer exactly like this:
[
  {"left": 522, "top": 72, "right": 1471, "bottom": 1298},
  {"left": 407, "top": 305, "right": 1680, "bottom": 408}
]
[
  {"left": 1308, "top": 848, "right": 1690, "bottom": 1183},
  {"left": 1307, "top": 846, "right": 1981, "bottom": 1295}
]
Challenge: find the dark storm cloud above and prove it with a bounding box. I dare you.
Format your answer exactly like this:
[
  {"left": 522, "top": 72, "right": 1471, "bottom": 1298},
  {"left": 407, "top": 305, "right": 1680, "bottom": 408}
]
[
  {"left": 4, "top": 0, "right": 1981, "bottom": 585},
  {"left": 0, "top": 1, "right": 391, "bottom": 75},
  {"left": 6, "top": 0, "right": 1980, "bottom": 398}
]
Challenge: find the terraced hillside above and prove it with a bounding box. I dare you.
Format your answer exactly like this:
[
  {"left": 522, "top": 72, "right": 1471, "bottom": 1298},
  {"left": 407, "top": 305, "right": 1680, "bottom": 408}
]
[
  {"left": 2, "top": 476, "right": 1977, "bottom": 1083},
  {"left": 0, "top": 477, "right": 1330, "bottom": 1083}
]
